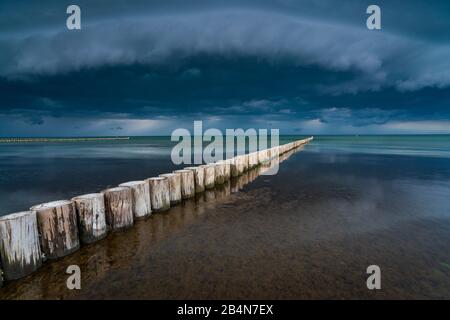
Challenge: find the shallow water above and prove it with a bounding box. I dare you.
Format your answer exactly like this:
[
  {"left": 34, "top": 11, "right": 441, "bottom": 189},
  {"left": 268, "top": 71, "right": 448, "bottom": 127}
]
[
  {"left": 0, "top": 136, "right": 296, "bottom": 216},
  {"left": 0, "top": 136, "right": 450, "bottom": 299}
]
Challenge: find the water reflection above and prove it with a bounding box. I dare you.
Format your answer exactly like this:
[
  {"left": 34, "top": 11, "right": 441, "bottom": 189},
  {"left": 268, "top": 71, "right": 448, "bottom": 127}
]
[
  {"left": 2, "top": 143, "right": 449, "bottom": 300},
  {"left": 0, "top": 147, "right": 302, "bottom": 299}
]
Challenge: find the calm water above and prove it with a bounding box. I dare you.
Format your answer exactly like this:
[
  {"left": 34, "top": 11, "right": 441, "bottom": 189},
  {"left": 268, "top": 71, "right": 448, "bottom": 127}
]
[
  {"left": 0, "top": 136, "right": 300, "bottom": 216},
  {"left": 0, "top": 135, "right": 449, "bottom": 299}
]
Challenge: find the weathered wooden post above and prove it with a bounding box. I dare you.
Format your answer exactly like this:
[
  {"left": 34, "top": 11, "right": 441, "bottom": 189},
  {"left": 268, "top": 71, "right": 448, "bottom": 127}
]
[
  {"left": 214, "top": 162, "right": 225, "bottom": 185},
  {"left": 147, "top": 177, "right": 171, "bottom": 212},
  {"left": 243, "top": 154, "right": 250, "bottom": 172},
  {"left": 184, "top": 166, "right": 205, "bottom": 193},
  {"left": 230, "top": 156, "right": 239, "bottom": 178},
  {"left": 270, "top": 146, "right": 280, "bottom": 160},
  {"left": 238, "top": 172, "right": 249, "bottom": 189},
  {"left": 248, "top": 167, "right": 259, "bottom": 183},
  {"left": 248, "top": 152, "right": 258, "bottom": 169},
  {"left": 253, "top": 151, "right": 261, "bottom": 167},
  {"left": 257, "top": 150, "right": 263, "bottom": 164},
  {"left": 31, "top": 200, "right": 80, "bottom": 259},
  {"left": 223, "top": 180, "right": 231, "bottom": 197},
  {"left": 258, "top": 149, "right": 268, "bottom": 164},
  {"left": 0, "top": 211, "right": 42, "bottom": 280},
  {"left": 230, "top": 156, "right": 242, "bottom": 177},
  {"left": 263, "top": 149, "right": 270, "bottom": 162},
  {"left": 159, "top": 173, "right": 182, "bottom": 205},
  {"left": 230, "top": 157, "right": 237, "bottom": 177},
  {"left": 247, "top": 153, "right": 253, "bottom": 168},
  {"left": 266, "top": 148, "right": 272, "bottom": 161},
  {"left": 202, "top": 164, "right": 216, "bottom": 189},
  {"left": 217, "top": 160, "right": 230, "bottom": 181},
  {"left": 72, "top": 193, "right": 108, "bottom": 244},
  {"left": 119, "top": 181, "right": 152, "bottom": 219},
  {"left": 223, "top": 159, "right": 231, "bottom": 181},
  {"left": 230, "top": 177, "right": 239, "bottom": 193},
  {"left": 103, "top": 187, "right": 134, "bottom": 231},
  {"left": 173, "top": 169, "right": 195, "bottom": 199}
]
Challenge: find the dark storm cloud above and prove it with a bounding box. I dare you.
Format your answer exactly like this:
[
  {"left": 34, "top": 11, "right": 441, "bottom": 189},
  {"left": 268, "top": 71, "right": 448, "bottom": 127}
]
[
  {"left": 0, "top": 0, "right": 450, "bottom": 135},
  {"left": 2, "top": 7, "right": 450, "bottom": 92}
]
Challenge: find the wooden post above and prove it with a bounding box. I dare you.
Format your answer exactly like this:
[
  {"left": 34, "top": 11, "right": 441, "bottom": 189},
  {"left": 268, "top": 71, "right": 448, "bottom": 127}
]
[
  {"left": 159, "top": 173, "right": 182, "bottom": 205},
  {"left": 248, "top": 167, "right": 259, "bottom": 183},
  {"left": 230, "top": 157, "right": 239, "bottom": 177},
  {"left": 242, "top": 154, "right": 250, "bottom": 172},
  {"left": 223, "top": 180, "right": 231, "bottom": 197},
  {"left": 238, "top": 172, "right": 249, "bottom": 189},
  {"left": 247, "top": 153, "right": 253, "bottom": 169},
  {"left": 0, "top": 211, "right": 42, "bottom": 280},
  {"left": 184, "top": 166, "right": 205, "bottom": 193},
  {"left": 119, "top": 181, "right": 152, "bottom": 219},
  {"left": 147, "top": 177, "right": 171, "bottom": 212},
  {"left": 31, "top": 200, "right": 80, "bottom": 260},
  {"left": 270, "top": 146, "right": 279, "bottom": 160},
  {"left": 214, "top": 162, "right": 225, "bottom": 185},
  {"left": 279, "top": 149, "right": 289, "bottom": 162},
  {"left": 257, "top": 150, "right": 263, "bottom": 164},
  {"left": 258, "top": 149, "right": 267, "bottom": 164},
  {"left": 230, "top": 177, "right": 239, "bottom": 193},
  {"left": 103, "top": 187, "right": 134, "bottom": 231},
  {"left": 173, "top": 169, "right": 195, "bottom": 199},
  {"left": 248, "top": 152, "right": 258, "bottom": 169},
  {"left": 253, "top": 151, "right": 261, "bottom": 167},
  {"left": 72, "top": 193, "right": 108, "bottom": 244},
  {"left": 201, "top": 164, "right": 216, "bottom": 189},
  {"left": 256, "top": 151, "right": 263, "bottom": 165},
  {"left": 223, "top": 159, "right": 231, "bottom": 181}
]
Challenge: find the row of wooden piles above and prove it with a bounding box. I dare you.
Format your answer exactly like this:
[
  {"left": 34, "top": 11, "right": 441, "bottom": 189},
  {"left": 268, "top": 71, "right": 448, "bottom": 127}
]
[{"left": 0, "top": 137, "right": 313, "bottom": 287}]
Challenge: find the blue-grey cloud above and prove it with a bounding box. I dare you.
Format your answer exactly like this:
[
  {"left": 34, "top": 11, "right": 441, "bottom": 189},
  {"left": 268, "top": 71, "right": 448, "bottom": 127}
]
[
  {"left": 2, "top": 8, "right": 450, "bottom": 93},
  {"left": 0, "top": 0, "right": 450, "bottom": 135}
]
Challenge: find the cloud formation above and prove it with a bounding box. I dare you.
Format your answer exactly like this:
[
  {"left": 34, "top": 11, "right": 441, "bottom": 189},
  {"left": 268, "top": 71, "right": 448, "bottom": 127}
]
[
  {"left": 2, "top": 9, "right": 450, "bottom": 94},
  {"left": 1, "top": 1, "right": 450, "bottom": 135}
]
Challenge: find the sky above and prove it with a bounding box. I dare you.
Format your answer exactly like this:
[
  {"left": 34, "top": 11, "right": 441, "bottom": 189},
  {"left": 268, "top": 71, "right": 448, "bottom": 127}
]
[{"left": 0, "top": 0, "right": 450, "bottom": 136}]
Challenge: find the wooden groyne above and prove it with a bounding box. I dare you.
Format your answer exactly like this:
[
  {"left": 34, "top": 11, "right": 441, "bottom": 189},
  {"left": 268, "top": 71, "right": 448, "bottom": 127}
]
[{"left": 0, "top": 137, "right": 313, "bottom": 286}]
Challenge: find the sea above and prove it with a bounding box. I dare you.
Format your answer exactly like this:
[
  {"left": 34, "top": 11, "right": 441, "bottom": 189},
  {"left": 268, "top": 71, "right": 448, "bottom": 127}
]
[{"left": 0, "top": 135, "right": 449, "bottom": 299}]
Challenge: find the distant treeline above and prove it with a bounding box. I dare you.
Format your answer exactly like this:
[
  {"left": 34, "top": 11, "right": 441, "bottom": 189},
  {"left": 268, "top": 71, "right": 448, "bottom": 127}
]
[{"left": 0, "top": 137, "right": 130, "bottom": 143}]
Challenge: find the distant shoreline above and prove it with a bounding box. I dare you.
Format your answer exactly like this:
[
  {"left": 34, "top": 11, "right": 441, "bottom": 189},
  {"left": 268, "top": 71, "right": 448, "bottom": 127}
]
[{"left": 0, "top": 137, "right": 130, "bottom": 143}]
